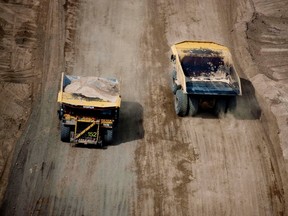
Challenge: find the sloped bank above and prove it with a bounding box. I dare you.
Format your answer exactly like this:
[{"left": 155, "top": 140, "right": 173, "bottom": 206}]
[
  {"left": 229, "top": 0, "right": 288, "bottom": 208},
  {"left": 0, "top": 0, "right": 42, "bottom": 204},
  {"left": 0, "top": 0, "right": 80, "bottom": 206},
  {"left": 247, "top": 2, "right": 288, "bottom": 159}
]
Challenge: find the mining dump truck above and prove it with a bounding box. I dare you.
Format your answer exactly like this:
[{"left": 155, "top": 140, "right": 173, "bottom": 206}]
[
  {"left": 57, "top": 73, "right": 121, "bottom": 146},
  {"left": 170, "top": 41, "right": 242, "bottom": 117}
]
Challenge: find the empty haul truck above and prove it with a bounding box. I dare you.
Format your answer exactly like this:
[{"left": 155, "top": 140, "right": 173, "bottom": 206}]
[{"left": 170, "top": 41, "right": 242, "bottom": 117}]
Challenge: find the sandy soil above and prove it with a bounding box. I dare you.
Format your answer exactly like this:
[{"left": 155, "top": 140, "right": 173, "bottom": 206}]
[
  {"left": 0, "top": 0, "right": 288, "bottom": 215},
  {"left": 246, "top": 1, "right": 288, "bottom": 159},
  {"left": 0, "top": 0, "right": 40, "bottom": 203}
]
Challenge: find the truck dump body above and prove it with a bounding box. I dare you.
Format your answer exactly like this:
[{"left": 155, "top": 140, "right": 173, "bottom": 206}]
[
  {"left": 171, "top": 41, "right": 242, "bottom": 116},
  {"left": 171, "top": 41, "right": 242, "bottom": 96},
  {"left": 57, "top": 73, "right": 121, "bottom": 146},
  {"left": 58, "top": 73, "right": 121, "bottom": 107}
]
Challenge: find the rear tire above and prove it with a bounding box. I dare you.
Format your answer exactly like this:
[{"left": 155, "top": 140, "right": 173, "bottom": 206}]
[
  {"left": 188, "top": 97, "right": 199, "bottom": 116},
  {"left": 227, "top": 96, "right": 237, "bottom": 113},
  {"left": 61, "top": 123, "right": 70, "bottom": 142},
  {"left": 214, "top": 99, "right": 227, "bottom": 117},
  {"left": 103, "top": 129, "right": 113, "bottom": 145},
  {"left": 172, "top": 70, "right": 180, "bottom": 94},
  {"left": 175, "top": 89, "right": 188, "bottom": 116}
]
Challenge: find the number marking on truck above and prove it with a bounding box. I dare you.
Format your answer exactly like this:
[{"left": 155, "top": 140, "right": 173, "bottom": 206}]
[{"left": 88, "top": 132, "right": 98, "bottom": 137}]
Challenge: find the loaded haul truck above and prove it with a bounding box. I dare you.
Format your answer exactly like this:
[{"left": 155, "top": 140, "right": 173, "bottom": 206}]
[{"left": 57, "top": 73, "right": 121, "bottom": 146}]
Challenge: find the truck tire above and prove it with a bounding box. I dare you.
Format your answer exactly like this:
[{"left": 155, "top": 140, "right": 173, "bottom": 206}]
[
  {"left": 227, "top": 96, "right": 237, "bottom": 112},
  {"left": 172, "top": 70, "right": 177, "bottom": 80},
  {"left": 172, "top": 70, "right": 180, "bottom": 94},
  {"left": 61, "top": 123, "right": 70, "bottom": 142},
  {"left": 104, "top": 129, "right": 113, "bottom": 145},
  {"left": 175, "top": 89, "right": 188, "bottom": 116},
  {"left": 172, "top": 83, "right": 180, "bottom": 95},
  {"left": 214, "top": 99, "right": 227, "bottom": 117},
  {"left": 188, "top": 97, "right": 199, "bottom": 116}
]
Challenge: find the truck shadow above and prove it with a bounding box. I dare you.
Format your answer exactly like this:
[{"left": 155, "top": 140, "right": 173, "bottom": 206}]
[
  {"left": 196, "top": 78, "right": 262, "bottom": 120},
  {"left": 232, "top": 78, "right": 262, "bottom": 120},
  {"left": 112, "top": 101, "right": 145, "bottom": 145}
]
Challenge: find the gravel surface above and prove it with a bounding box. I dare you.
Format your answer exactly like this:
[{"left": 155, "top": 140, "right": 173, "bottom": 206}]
[{"left": 0, "top": 0, "right": 288, "bottom": 215}]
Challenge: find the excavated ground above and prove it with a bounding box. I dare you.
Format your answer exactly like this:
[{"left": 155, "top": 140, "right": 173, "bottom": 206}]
[
  {"left": 0, "top": 0, "right": 40, "bottom": 203},
  {"left": 0, "top": 0, "right": 288, "bottom": 215}
]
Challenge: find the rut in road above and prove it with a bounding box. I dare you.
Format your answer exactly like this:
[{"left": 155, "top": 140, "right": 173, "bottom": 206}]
[{"left": 134, "top": 0, "right": 285, "bottom": 215}]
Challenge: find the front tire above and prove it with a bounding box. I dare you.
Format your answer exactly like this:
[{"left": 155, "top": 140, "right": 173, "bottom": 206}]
[
  {"left": 175, "top": 89, "right": 188, "bottom": 116},
  {"left": 61, "top": 123, "right": 70, "bottom": 142},
  {"left": 172, "top": 70, "right": 180, "bottom": 94}
]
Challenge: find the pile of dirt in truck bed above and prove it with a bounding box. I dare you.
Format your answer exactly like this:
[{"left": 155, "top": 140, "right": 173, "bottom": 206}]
[{"left": 64, "top": 76, "right": 120, "bottom": 102}]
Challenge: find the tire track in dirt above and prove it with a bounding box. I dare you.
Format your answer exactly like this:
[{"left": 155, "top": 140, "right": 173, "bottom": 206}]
[
  {"left": 135, "top": 0, "right": 285, "bottom": 215},
  {"left": 1, "top": 0, "right": 287, "bottom": 215}
]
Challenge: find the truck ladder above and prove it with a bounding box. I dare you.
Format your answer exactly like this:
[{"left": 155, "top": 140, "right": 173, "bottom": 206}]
[{"left": 75, "top": 121, "right": 97, "bottom": 139}]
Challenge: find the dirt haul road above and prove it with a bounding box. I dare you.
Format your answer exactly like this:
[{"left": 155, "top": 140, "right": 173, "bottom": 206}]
[{"left": 1, "top": 0, "right": 288, "bottom": 215}]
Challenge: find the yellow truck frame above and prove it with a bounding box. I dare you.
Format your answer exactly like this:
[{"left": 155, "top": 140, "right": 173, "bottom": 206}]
[
  {"left": 170, "top": 41, "right": 242, "bottom": 117},
  {"left": 57, "top": 73, "right": 121, "bottom": 146}
]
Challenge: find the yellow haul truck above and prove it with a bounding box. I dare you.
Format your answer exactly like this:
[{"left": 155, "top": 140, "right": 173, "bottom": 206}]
[
  {"left": 170, "top": 41, "right": 242, "bottom": 117},
  {"left": 57, "top": 73, "right": 121, "bottom": 146}
]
